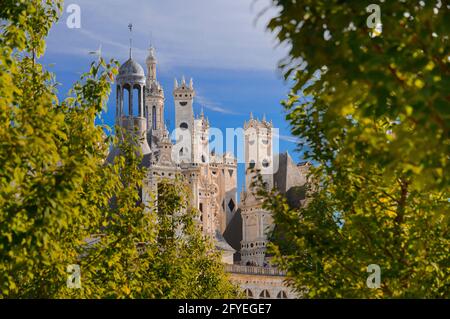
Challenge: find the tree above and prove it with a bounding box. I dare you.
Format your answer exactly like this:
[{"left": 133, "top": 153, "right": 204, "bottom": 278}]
[
  {"left": 0, "top": 0, "right": 238, "bottom": 298},
  {"left": 149, "top": 179, "right": 240, "bottom": 299},
  {"left": 261, "top": 0, "right": 450, "bottom": 298},
  {"left": 0, "top": 0, "right": 111, "bottom": 297}
]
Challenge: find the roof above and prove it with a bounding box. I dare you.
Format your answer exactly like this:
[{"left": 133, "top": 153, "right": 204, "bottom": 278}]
[
  {"left": 215, "top": 230, "right": 236, "bottom": 253},
  {"left": 118, "top": 58, "right": 145, "bottom": 77}
]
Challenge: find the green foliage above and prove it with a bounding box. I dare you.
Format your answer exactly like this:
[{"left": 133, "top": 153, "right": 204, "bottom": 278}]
[
  {"left": 263, "top": 0, "right": 450, "bottom": 298},
  {"left": 149, "top": 179, "right": 240, "bottom": 299},
  {"left": 0, "top": 0, "right": 238, "bottom": 299}
]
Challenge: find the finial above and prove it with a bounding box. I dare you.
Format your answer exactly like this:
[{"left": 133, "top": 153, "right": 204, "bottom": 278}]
[
  {"left": 250, "top": 112, "right": 253, "bottom": 120},
  {"left": 200, "top": 107, "right": 204, "bottom": 118},
  {"left": 182, "top": 75, "right": 186, "bottom": 85},
  {"left": 189, "top": 78, "right": 193, "bottom": 89},
  {"left": 128, "top": 23, "right": 133, "bottom": 59},
  {"left": 262, "top": 113, "right": 266, "bottom": 122},
  {"left": 174, "top": 78, "right": 178, "bottom": 88}
]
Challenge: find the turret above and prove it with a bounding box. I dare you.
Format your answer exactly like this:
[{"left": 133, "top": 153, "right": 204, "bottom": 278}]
[
  {"left": 145, "top": 46, "right": 165, "bottom": 142},
  {"left": 173, "top": 76, "right": 195, "bottom": 163},
  {"left": 115, "top": 57, "right": 150, "bottom": 155}
]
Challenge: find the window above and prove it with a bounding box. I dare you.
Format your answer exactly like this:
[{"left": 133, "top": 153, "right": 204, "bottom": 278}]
[
  {"left": 248, "top": 160, "right": 255, "bottom": 169},
  {"left": 228, "top": 199, "right": 235, "bottom": 212},
  {"left": 259, "top": 290, "right": 270, "bottom": 299},
  {"left": 152, "top": 106, "right": 156, "bottom": 130},
  {"left": 201, "top": 154, "right": 206, "bottom": 163},
  {"left": 180, "top": 122, "right": 188, "bottom": 129},
  {"left": 199, "top": 203, "right": 203, "bottom": 213},
  {"left": 244, "top": 289, "right": 253, "bottom": 299},
  {"left": 228, "top": 169, "right": 234, "bottom": 177},
  {"left": 179, "top": 101, "right": 187, "bottom": 106},
  {"left": 262, "top": 159, "right": 270, "bottom": 168}
]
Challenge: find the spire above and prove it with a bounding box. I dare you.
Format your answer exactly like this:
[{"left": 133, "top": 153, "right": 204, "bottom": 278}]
[
  {"left": 145, "top": 46, "right": 158, "bottom": 85},
  {"left": 250, "top": 112, "right": 253, "bottom": 120},
  {"left": 181, "top": 75, "right": 186, "bottom": 86},
  {"left": 189, "top": 77, "right": 193, "bottom": 89},
  {"left": 128, "top": 23, "right": 133, "bottom": 59},
  {"left": 148, "top": 46, "right": 156, "bottom": 60},
  {"left": 262, "top": 113, "right": 266, "bottom": 122},
  {"left": 174, "top": 78, "right": 178, "bottom": 88},
  {"left": 200, "top": 107, "right": 204, "bottom": 118}
]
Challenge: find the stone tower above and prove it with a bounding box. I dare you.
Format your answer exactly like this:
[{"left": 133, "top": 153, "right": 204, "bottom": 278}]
[
  {"left": 145, "top": 46, "right": 165, "bottom": 146},
  {"left": 244, "top": 113, "right": 273, "bottom": 191},
  {"left": 193, "top": 109, "right": 210, "bottom": 164},
  {"left": 240, "top": 114, "right": 274, "bottom": 266},
  {"left": 173, "top": 77, "right": 195, "bottom": 163}
]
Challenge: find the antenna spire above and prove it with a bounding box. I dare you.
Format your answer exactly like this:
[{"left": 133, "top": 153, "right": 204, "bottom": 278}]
[{"left": 128, "top": 23, "right": 133, "bottom": 59}]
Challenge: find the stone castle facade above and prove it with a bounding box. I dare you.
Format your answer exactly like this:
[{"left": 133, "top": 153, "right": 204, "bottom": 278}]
[{"left": 110, "top": 46, "right": 309, "bottom": 299}]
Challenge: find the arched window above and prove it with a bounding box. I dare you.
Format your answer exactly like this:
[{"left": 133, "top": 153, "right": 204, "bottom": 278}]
[
  {"left": 132, "top": 86, "right": 140, "bottom": 116},
  {"left": 116, "top": 85, "right": 121, "bottom": 116},
  {"left": 201, "top": 154, "right": 206, "bottom": 163},
  {"left": 123, "top": 85, "right": 131, "bottom": 116},
  {"left": 152, "top": 105, "right": 157, "bottom": 130},
  {"left": 180, "top": 122, "right": 188, "bottom": 130},
  {"left": 277, "top": 291, "right": 288, "bottom": 299},
  {"left": 248, "top": 160, "right": 255, "bottom": 169},
  {"left": 244, "top": 289, "right": 253, "bottom": 299},
  {"left": 259, "top": 290, "right": 270, "bottom": 299}
]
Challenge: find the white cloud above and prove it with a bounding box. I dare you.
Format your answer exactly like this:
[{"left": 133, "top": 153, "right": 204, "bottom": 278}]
[
  {"left": 275, "top": 133, "right": 301, "bottom": 143},
  {"left": 195, "top": 94, "right": 241, "bottom": 115},
  {"left": 47, "top": 0, "right": 286, "bottom": 71}
]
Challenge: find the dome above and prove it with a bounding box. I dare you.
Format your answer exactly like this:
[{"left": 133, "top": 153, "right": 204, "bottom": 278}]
[
  {"left": 116, "top": 58, "right": 146, "bottom": 86},
  {"left": 118, "top": 58, "right": 145, "bottom": 77}
]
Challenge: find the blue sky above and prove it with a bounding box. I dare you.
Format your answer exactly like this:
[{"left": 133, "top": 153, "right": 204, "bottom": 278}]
[{"left": 41, "top": 0, "right": 305, "bottom": 193}]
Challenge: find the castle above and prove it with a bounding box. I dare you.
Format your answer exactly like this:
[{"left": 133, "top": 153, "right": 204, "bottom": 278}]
[{"left": 110, "top": 46, "right": 309, "bottom": 299}]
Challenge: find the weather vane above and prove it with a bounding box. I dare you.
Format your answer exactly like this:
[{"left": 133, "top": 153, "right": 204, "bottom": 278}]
[
  {"left": 128, "top": 23, "right": 133, "bottom": 58},
  {"left": 88, "top": 44, "right": 102, "bottom": 60}
]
